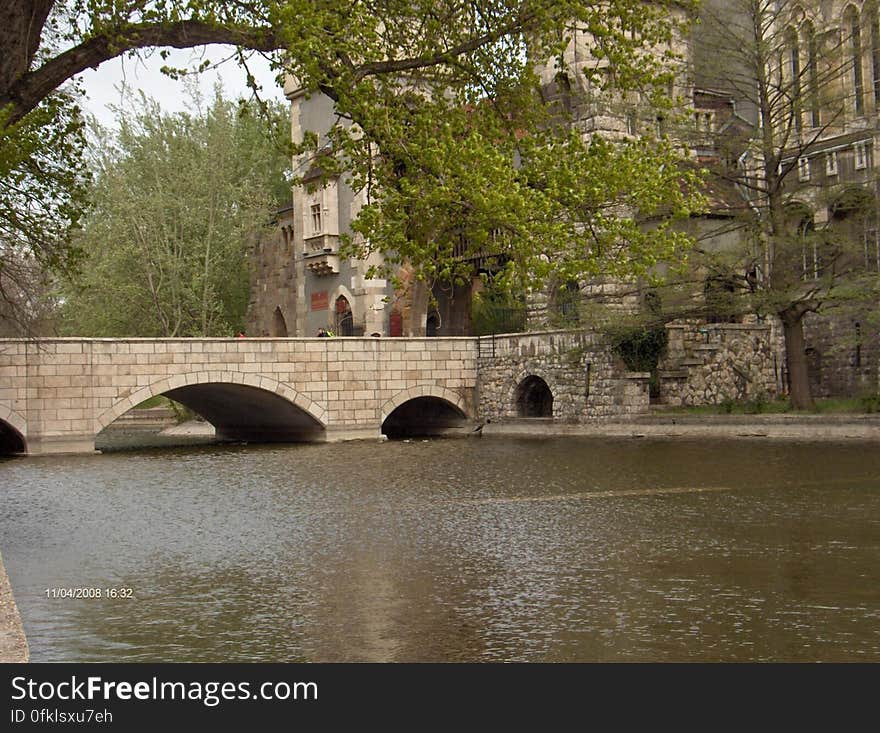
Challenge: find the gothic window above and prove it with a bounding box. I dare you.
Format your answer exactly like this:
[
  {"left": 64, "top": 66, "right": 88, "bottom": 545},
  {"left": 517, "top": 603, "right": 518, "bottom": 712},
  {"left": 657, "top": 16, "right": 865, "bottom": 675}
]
[
  {"left": 426, "top": 311, "right": 440, "bottom": 337},
  {"left": 805, "top": 22, "right": 820, "bottom": 127},
  {"left": 787, "top": 27, "right": 802, "bottom": 131},
  {"left": 830, "top": 187, "right": 877, "bottom": 275},
  {"left": 846, "top": 6, "right": 865, "bottom": 115},
  {"left": 784, "top": 203, "right": 817, "bottom": 281},
  {"left": 272, "top": 306, "right": 288, "bottom": 337},
  {"left": 870, "top": 4, "right": 880, "bottom": 105}
]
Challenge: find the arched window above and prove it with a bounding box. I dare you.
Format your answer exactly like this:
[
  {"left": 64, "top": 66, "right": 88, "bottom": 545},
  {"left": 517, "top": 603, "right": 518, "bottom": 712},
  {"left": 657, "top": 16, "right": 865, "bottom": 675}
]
[
  {"left": 804, "top": 22, "right": 820, "bottom": 127},
  {"left": 787, "top": 27, "right": 802, "bottom": 131},
  {"left": 870, "top": 4, "right": 880, "bottom": 105},
  {"left": 845, "top": 6, "right": 865, "bottom": 115},
  {"left": 783, "top": 202, "right": 816, "bottom": 280},
  {"left": 830, "top": 187, "right": 877, "bottom": 275},
  {"left": 335, "top": 295, "right": 354, "bottom": 336}
]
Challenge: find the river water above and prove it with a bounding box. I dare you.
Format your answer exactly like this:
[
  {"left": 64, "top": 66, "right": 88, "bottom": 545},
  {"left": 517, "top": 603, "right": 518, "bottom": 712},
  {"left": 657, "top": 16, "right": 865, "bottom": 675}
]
[{"left": 1, "top": 436, "right": 879, "bottom": 662}]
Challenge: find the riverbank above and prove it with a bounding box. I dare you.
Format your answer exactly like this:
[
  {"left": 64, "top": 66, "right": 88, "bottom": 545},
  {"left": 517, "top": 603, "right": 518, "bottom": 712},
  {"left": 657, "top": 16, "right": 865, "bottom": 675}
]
[
  {"left": 0, "top": 551, "right": 28, "bottom": 662},
  {"left": 480, "top": 413, "right": 880, "bottom": 441}
]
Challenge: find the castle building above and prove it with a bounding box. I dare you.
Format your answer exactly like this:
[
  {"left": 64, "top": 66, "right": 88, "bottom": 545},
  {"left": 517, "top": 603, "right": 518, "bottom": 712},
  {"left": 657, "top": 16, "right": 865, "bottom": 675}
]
[{"left": 247, "top": 2, "right": 879, "bottom": 399}]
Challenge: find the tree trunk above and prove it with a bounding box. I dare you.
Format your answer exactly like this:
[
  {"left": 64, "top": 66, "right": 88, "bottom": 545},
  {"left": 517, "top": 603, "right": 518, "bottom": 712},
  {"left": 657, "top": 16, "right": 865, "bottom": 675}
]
[{"left": 782, "top": 311, "right": 815, "bottom": 411}]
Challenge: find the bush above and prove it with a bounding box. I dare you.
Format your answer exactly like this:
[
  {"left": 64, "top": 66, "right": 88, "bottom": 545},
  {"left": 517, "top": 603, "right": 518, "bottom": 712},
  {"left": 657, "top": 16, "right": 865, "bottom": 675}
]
[
  {"left": 607, "top": 324, "right": 668, "bottom": 373},
  {"left": 859, "top": 394, "right": 880, "bottom": 413}
]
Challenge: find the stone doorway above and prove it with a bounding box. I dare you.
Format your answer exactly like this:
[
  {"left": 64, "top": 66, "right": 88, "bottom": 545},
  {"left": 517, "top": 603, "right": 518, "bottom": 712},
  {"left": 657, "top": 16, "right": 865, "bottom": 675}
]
[{"left": 271, "top": 306, "right": 288, "bottom": 337}]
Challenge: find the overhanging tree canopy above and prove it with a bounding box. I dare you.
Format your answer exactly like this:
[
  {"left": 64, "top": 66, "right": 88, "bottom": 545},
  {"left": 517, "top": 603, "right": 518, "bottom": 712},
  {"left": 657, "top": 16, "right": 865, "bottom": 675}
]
[{"left": 2, "top": 0, "right": 702, "bottom": 333}]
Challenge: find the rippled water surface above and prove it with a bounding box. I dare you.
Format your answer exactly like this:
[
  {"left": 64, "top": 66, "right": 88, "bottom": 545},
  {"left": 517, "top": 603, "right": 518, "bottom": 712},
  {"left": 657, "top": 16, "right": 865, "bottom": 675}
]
[{"left": 1, "top": 436, "right": 879, "bottom": 661}]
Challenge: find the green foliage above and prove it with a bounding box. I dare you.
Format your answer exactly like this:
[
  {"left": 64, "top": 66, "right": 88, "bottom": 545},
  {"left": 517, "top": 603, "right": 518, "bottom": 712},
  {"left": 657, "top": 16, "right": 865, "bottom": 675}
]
[
  {"left": 666, "top": 394, "right": 880, "bottom": 415},
  {"left": 3, "top": 1, "right": 705, "bottom": 332},
  {"left": 282, "top": 1, "right": 702, "bottom": 297},
  {"left": 607, "top": 323, "right": 669, "bottom": 397},
  {"left": 0, "top": 91, "right": 89, "bottom": 332},
  {"left": 607, "top": 324, "right": 669, "bottom": 373},
  {"left": 471, "top": 288, "right": 527, "bottom": 336},
  {"left": 57, "top": 88, "right": 291, "bottom": 337},
  {"left": 860, "top": 395, "right": 880, "bottom": 414}
]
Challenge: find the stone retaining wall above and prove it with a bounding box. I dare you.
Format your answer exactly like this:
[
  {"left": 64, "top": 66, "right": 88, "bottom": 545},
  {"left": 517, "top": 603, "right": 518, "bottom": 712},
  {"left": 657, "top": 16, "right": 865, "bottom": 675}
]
[
  {"left": 658, "top": 323, "right": 778, "bottom": 406},
  {"left": 477, "top": 330, "right": 650, "bottom": 421}
]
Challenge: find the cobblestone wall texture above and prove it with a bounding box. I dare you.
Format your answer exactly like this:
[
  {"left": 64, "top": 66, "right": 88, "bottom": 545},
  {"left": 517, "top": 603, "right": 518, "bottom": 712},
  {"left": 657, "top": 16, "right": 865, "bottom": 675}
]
[
  {"left": 658, "top": 323, "right": 778, "bottom": 406},
  {"left": 476, "top": 330, "right": 650, "bottom": 421}
]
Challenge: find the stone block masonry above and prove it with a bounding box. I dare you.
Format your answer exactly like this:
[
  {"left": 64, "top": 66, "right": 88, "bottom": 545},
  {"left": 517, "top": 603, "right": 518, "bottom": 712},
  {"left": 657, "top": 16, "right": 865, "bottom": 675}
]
[
  {"left": 0, "top": 337, "right": 477, "bottom": 454},
  {"left": 0, "top": 325, "right": 776, "bottom": 454}
]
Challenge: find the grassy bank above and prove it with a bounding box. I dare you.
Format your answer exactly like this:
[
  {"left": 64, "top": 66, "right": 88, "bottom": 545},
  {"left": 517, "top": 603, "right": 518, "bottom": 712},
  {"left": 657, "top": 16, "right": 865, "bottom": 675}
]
[{"left": 656, "top": 394, "right": 880, "bottom": 416}]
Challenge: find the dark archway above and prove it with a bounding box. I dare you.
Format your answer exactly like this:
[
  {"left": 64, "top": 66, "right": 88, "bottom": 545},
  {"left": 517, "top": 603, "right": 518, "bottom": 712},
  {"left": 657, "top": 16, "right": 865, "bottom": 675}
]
[
  {"left": 0, "top": 420, "right": 26, "bottom": 455},
  {"left": 382, "top": 397, "right": 467, "bottom": 438},
  {"left": 335, "top": 296, "right": 354, "bottom": 336},
  {"left": 515, "top": 375, "right": 554, "bottom": 417},
  {"left": 96, "top": 383, "right": 325, "bottom": 448},
  {"left": 271, "top": 306, "right": 288, "bottom": 337},
  {"left": 426, "top": 311, "right": 440, "bottom": 337},
  {"left": 164, "top": 383, "right": 324, "bottom": 443}
]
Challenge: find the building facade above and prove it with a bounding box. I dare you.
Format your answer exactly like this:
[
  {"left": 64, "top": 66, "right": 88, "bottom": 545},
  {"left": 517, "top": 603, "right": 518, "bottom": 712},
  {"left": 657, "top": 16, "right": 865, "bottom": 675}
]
[{"left": 248, "top": 2, "right": 879, "bottom": 399}]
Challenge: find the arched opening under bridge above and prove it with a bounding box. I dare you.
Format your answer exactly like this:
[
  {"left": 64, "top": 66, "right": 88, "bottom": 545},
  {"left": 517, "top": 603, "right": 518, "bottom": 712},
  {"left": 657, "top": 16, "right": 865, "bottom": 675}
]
[{"left": 382, "top": 396, "right": 468, "bottom": 439}]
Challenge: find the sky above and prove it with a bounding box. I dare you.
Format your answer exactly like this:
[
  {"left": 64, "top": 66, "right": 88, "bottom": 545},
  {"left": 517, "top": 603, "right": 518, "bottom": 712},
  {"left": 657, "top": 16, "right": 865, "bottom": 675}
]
[{"left": 77, "top": 46, "right": 286, "bottom": 128}]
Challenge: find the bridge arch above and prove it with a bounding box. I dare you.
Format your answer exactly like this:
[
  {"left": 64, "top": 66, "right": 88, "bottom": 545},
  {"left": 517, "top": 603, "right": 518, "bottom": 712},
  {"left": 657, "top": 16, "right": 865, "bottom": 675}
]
[
  {"left": 0, "top": 405, "right": 27, "bottom": 454},
  {"left": 96, "top": 371, "right": 327, "bottom": 443},
  {"left": 380, "top": 385, "right": 470, "bottom": 438}
]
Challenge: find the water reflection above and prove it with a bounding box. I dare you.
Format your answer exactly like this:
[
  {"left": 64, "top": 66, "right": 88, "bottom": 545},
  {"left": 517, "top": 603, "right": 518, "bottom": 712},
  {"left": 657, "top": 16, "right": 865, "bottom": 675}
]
[{"left": 2, "top": 437, "right": 879, "bottom": 661}]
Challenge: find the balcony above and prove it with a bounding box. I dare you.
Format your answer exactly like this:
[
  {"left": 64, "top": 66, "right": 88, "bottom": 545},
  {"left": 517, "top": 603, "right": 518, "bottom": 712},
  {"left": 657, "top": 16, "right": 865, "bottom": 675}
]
[{"left": 304, "top": 233, "right": 341, "bottom": 276}]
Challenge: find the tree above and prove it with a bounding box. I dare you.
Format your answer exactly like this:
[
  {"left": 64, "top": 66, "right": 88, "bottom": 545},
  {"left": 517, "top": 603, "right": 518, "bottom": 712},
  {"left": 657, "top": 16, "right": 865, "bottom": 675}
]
[
  {"left": 291, "top": 4, "right": 702, "bottom": 307},
  {"left": 694, "top": 0, "right": 880, "bottom": 408},
  {"left": 57, "top": 88, "right": 291, "bottom": 337},
  {"left": 3, "top": 1, "right": 703, "bottom": 333},
  {"left": 0, "top": 90, "right": 88, "bottom": 334}
]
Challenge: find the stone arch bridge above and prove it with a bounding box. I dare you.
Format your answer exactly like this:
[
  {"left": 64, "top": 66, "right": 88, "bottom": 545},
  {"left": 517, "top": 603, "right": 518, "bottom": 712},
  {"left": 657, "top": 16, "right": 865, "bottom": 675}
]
[
  {"left": 0, "top": 330, "right": 671, "bottom": 455},
  {"left": 0, "top": 337, "right": 477, "bottom": 455}
]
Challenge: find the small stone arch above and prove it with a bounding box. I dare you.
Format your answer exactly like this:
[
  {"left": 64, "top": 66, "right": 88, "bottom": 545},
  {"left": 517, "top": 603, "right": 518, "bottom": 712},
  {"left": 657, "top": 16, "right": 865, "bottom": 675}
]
[
  {"left": 514, "top": 374, "right": 554, "bottom": 417},
  {"left": 380, "top": 384, "right": 470, "bottom": 423},
  {"left": 95, "top": 371, "right": 327, "bottom": 434},
  {"left": 505, "top": 368, "right": 560, "bottom": 418}
]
